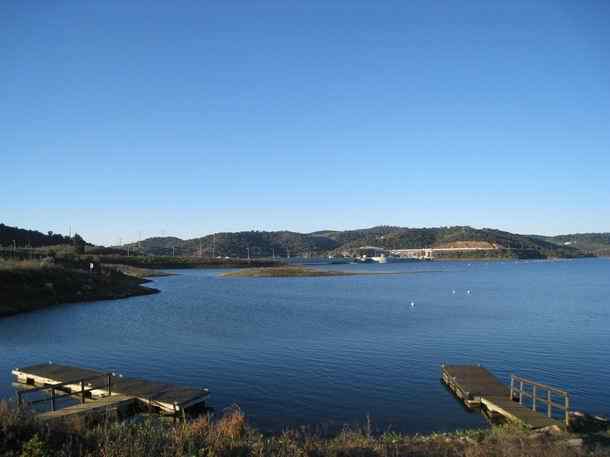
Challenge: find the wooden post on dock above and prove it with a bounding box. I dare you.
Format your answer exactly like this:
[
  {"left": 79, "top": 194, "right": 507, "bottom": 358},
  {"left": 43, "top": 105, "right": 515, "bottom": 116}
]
[
  {"left": 532, "top": 385, "right": 537, "bottom": 411},
  {"left": 81, "top": 380, "right": 86, "bottom": 404},
  {"left": 519, "top": 380, "right": 524, "bottom": 404},
  {"left": 443, "top": 366, "right": 569, "bottom": 430},
  {"left": 107, "top": 374, "right": 112, "bottom": 396},
  {"left": 51, "top": 388, "right": 56, "bottom": 411}
]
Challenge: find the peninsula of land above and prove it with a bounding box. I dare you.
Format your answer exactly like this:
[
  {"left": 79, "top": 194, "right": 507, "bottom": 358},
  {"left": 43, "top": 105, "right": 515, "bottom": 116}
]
[
  {"left": 221, "top": 266, "right": 355, "bottom": 277},
  {"left": 0, "top": 260, "right": 158, "bottom": 318}
]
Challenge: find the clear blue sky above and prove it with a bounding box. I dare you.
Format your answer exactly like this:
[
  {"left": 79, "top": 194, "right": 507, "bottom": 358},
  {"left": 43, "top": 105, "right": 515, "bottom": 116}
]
[{"left": 2, "top": 1, "right": 609, "bottom": 245}]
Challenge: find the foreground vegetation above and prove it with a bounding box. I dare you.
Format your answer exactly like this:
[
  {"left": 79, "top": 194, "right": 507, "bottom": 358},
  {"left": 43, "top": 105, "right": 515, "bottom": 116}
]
[
  {"left": 0, "top": 259, "right": 157, "bottom": 317},
  {"left": 1, "top": 403, "right": 608, "bottom": 457}
]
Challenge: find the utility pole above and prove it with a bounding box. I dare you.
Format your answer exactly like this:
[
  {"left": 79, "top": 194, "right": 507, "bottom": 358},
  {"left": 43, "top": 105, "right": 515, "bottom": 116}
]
[
  {"left": 212, "top": 233, "right": 216, "bottom": 258},
  {"left": 247, "top": 247, "right": 250, "bottom": 262},
  {"left": 199, "top": 239, "right": 202, "bottom": 257},
  {"left": 286, "top": 247, "right": 290, "bottom": 259},
  {"left": 172, "top": 246, "right": 175, "bottom": 257},
  {"left": 272, "top": 247, "right": 275, "bottom": 260}
]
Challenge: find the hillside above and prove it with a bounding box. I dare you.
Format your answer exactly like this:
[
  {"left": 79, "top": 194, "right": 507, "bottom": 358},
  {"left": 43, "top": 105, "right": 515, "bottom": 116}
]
[
  {"left": 124, "top": 226, "right": 588, "bottom": 259},
  {"left": 3, "top": 221, "right": 599, "bottom": 260},
  {"left": 535, "top": 233, "right": 610, "bottom": 256},
  {"left": 122, "top": 231, "right": 338, "bottom": 258},
  {"left": 0, "top": 223, "right": 77, "bottom": 248},
  {"left": 324, "top": 226, "right": 583, "bottom": 259}
]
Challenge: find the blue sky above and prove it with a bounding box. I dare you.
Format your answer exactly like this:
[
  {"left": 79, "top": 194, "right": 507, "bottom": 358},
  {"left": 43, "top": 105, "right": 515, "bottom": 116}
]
[{"left": 1, "top": 1, "right": 609, "bottom": 245}]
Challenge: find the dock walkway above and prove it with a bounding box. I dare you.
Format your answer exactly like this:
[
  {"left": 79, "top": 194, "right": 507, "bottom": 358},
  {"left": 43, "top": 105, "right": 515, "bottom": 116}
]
[
  {"left": 36, "top": 394, "right": 136, "bottom": 422},
  {"left": 441, "top": 364, "right": 566, "bottom": 429},
  {"left": 12, "top": 363, "right": 209, "bottom": 418}
]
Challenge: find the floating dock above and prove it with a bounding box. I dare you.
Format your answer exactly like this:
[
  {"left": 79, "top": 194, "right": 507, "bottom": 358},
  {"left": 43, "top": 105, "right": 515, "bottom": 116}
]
[
  {"left": 12, "top": 363, "right": 209, "bottom": 421},
  {"left": 36, "top": 394, "right": 136, "bottom": 422},
  {"left": 441, "top": 364, "right": 568, "bottom": 429}
]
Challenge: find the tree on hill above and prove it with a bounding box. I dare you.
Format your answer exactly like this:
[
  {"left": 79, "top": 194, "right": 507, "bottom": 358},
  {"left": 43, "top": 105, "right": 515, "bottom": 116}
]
[
  {"left": 0, "top": 223, "right": 74, "bottom": 247},
  {"left": 73, "top": 234, "right": 86, "bottom": 254}
]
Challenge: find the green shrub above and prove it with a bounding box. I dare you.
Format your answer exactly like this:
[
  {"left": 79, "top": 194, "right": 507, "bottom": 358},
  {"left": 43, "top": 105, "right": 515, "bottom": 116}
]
[{"left": 19, "top": 434, "right": 48, "bottom": 457}]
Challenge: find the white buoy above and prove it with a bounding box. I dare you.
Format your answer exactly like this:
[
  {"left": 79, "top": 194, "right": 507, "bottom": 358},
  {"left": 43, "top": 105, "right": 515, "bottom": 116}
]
[
  {"left": 410, "top": 301, "right": 415, "bottom": 307},
  {"left": 466, "top": 289, "right": 471, "bottom": 295},
  {"left": 452, "top": 290, "right": 456, "bottom": 294}
]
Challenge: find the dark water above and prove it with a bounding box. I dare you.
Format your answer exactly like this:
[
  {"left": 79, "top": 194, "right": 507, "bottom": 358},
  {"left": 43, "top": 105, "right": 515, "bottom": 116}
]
[{"left": 1, "top": 258, "right": 609, "bottom": 433}]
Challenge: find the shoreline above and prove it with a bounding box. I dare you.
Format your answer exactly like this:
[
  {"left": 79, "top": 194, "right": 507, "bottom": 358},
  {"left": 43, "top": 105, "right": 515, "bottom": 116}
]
[
  {"left": 0, "top": 265, "right": 159, "bottom": 318},
  {"left": 221, "top": 266, "right": 445, "bottom": 277}
]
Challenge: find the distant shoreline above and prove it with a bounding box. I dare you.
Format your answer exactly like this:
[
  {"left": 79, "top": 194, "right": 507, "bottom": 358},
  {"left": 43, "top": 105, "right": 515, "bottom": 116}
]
[{"left": 221, "top": 266, "right": 445, "bottom": 278}]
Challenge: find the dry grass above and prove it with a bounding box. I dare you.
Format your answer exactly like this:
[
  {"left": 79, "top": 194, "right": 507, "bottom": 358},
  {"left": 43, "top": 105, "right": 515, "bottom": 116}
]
[
  {"left": 0, "top": 258, "right": 57, "bottom": 271},
  {"left": 2, "top": 401, "right": 609, "bottom": 457},
  {"left": 102, "top": 264, "right": 173, "bottom": 279}
]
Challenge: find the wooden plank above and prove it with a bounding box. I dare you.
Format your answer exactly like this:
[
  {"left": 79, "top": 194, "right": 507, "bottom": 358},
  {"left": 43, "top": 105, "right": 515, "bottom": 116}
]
[
  {"left": 12, "top": 363, "right": 209, "bottom": 414},
  {"left": 36, "top": 394, "right": 136, "bottom": 422},
  {"left": 481, "top": 396, "right": 562, "bottom": 429},
  {"left": 442, "top": 364, "right": 510, "bottom": 400},
  {"left": 441, "top": 364, "right": 566, "bottom": 430}
]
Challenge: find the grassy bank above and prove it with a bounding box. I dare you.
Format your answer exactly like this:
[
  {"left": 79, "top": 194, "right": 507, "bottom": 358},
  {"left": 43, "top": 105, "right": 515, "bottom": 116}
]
[
  {"left": 102, "top": 263, "right": 174, "bottom": 279},
  {"left": 1, "top": 403, "right": 607, "bottom": 457},
  {"left": 0, "top": 260, "right": 157, "bottom": 317},
  {"left": 221, "top": 266, "right": 446, "bottom": 278},
  {"left": 222, "top": 266, "right": 357, "bottom": 277}
]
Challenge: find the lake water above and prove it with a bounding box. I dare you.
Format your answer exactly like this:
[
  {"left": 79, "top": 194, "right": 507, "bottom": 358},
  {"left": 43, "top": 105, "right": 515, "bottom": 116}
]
[{"left": 1, "top": 258, "right": 609, "bottom": 433}]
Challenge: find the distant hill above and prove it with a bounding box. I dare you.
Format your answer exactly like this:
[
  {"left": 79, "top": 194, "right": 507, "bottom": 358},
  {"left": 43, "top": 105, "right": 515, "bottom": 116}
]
[
  {"left": 123, "top": 226, "right": 589, "bottom": 259},
  {"left": 128, "top": 237, "right": 184, "bottom": 256},
  {"left": 123, "top": 231, "right": 338, "bottom": 258},
  {"left": 4, "top": 221, "right": 602, "bottom": 260},
  {"left": 534, "top": 233, "right": 610, "bottom": 256},
  {"left": 319, "top": 226, "right": 583, "bottom": 259},
  {"left": 0, "top": 223, "right": 81, "bottom": 248}
]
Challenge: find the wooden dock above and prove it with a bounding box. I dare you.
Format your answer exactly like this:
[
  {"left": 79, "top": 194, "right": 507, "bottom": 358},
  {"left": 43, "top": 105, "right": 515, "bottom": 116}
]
[
  {"left": 441, "top": 364, "right": 568, "bottom": 429},
  {"left": 36, "top": 394, "right": 136, "bottom": 422},
  {"left": 12, "top": 363, "right": 209, "bottom": 420}
]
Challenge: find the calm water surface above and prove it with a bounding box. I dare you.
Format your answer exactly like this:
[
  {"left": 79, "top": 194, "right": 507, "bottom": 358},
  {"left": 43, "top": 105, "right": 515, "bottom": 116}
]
[{"left": 1, "top": 258, "right": 609, "bottom": 433}]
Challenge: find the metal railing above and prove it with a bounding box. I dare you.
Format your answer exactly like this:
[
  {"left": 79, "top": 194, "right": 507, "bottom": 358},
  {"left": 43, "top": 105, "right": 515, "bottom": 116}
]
[
  {"left": 17, "top": 373, "right": 113, "bottom": 412},
  {"left": 510, "top": 374, "right": 570, "bottom": 426}
]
